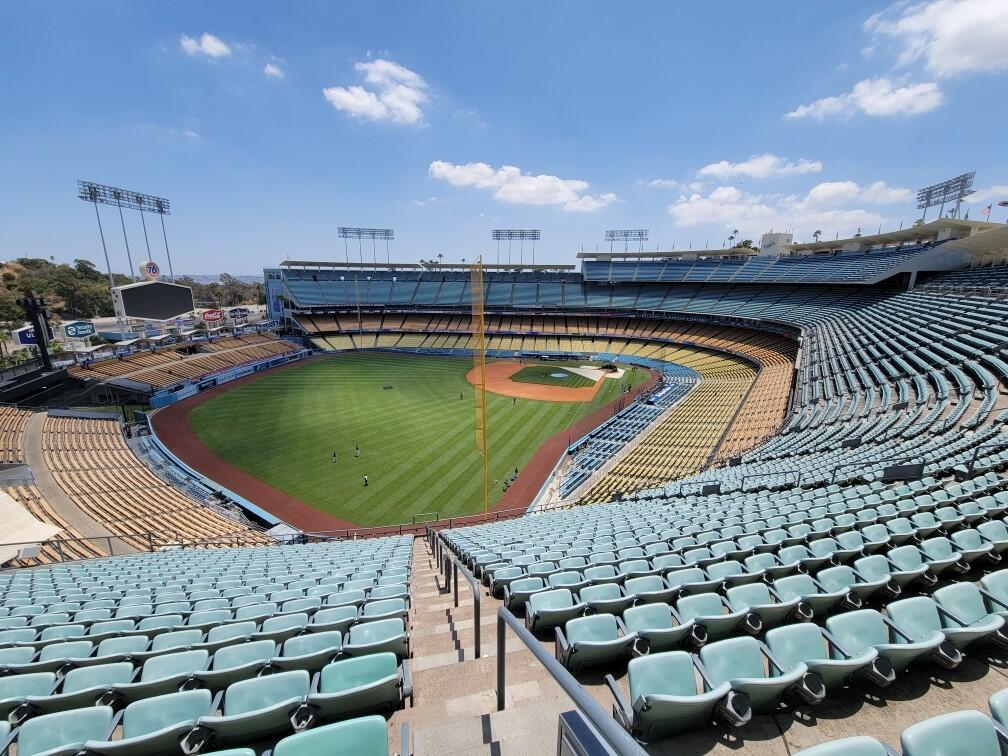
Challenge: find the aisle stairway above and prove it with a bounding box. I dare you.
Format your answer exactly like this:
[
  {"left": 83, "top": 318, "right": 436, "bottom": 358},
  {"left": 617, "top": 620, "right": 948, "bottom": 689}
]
[{"left": 391, "top": 538, "right": 605, "bottom": 755}]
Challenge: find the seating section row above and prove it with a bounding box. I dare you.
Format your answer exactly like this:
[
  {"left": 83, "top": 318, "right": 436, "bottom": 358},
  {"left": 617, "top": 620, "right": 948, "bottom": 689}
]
[
  {"left": 41, "top": 417, "right": 270, "bottom": 551},
  {"left": 0, "top": 539, "right": 411, "bottom": 755}
]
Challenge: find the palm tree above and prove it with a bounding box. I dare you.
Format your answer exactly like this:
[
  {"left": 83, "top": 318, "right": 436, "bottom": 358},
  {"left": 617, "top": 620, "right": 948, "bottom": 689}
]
[
  {"left": 813, "top": 229, "right": 822, "bottom": 243},
  {"left": 437, "top": 252, "right": 443, "bottom": 267}
]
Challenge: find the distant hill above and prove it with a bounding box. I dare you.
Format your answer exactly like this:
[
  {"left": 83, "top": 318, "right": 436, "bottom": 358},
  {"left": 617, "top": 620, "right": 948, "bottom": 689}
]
[{"left": 177, "top": 274, "right": 263, "bottom": 284}]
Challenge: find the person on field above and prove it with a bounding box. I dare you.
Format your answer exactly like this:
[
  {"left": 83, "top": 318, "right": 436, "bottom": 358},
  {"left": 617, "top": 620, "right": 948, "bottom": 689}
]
[
  {"left": 332, "top": 451, "right": 337, "bottom": 463},
  {"left": 355, "top": 445, "right": 360, "bottom": 458},
  {"left": 363, "top": 475, "right": 368, "bottom": 487}
]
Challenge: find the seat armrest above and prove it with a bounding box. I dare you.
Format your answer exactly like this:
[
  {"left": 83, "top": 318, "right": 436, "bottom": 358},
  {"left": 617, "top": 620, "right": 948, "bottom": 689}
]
[
  {"left": 604, "top": 673, "right": 631, "bottom": 728},
  {"left": 401, "top": 659, "right": 413, "bottom": 705},
  {"left": 399, "top": 721, "right": 412, "bottom": 756}
]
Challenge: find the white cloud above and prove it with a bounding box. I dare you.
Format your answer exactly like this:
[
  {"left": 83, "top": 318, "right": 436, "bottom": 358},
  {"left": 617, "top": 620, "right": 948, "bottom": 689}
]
[
  {"left": 181, "top": 129, "right": 201, "bottom": 140},
  {"left": 786, "top": 77, "right": 943, "bottom": 119},
  {"left": 865, "top": 0, "right": 1008, "bottom": 78},
  {"left": 180, "top": 33, "right": 231, "bottom": 59},
  {"left": 429, "top": 160, "right": 619, "bottom": 212},
  {"left": 646, "top": 179, "right": 682, "bottom": 190},
  {"left": 644, "top": 179, "right": 705, "bottom": 192},
  {"left": 697, "top": 153, "right": 823, "bottom": 180},
  {"left": 263, "top": 62, "right": 284, "bottom": 79},
  {"left": 965, "top": 185, "right": 1008, "bottom": 205},
  {"left": 323, "top": 59, "right": 428, "bottom": 124},
  {"left": 668, "top": 179, "right": 913, "bottom": 240}
]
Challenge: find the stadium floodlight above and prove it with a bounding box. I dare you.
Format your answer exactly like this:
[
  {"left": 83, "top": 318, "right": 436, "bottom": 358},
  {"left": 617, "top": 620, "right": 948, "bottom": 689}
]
[
  {"left": 77, "top": 180, "right": 176, "bottom": 283},
  {"left": 338, "top": 227, "right": 395, "bottom": 265},
  {"left": 916, "top": 172, "right": 975, "bottom": 221},
  {"left": 491, "top": 229, "right": 541, "bottom": 266},
  {"left": 605, "top": 229, "right": 649, "bottom": 252}
]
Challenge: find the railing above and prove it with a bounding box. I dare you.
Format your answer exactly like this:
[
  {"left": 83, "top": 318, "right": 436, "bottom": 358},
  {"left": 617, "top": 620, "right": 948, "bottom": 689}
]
[
  {"left": 434, "top": 532, "right": 482, "bottom": 658},
  {"left": 495, "top": 606, "right": 647, "bottom": 756},
  {"left": 741, "top": 469, "right": 801, "bottom": 489}
]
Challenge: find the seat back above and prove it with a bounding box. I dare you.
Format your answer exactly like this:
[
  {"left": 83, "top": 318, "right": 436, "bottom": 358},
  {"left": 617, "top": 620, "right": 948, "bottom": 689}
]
[
  {"left": 16, "top": 705, "right": 113, "bottom": 756},
  {"left": 272, "top": 715, "right": 388, "bottom": 756},
  {"left": 773, "top": 575, "right": 816, "bottom": 602},
  {"left": 623, "top": 603, "right": 674, "bottom": 633},
  {"left": 699, "top": 636, "right": 765, "bottom": 684},
  {"left": 886, "top": 597, "right": 942, "bottom": 642},
  {"left": 676, "top": 593, "right": 723, "bottom": 622},
  {"left": 566, "top": 614, "right": 617, "bottom": 644},
  {"left": 319, "top": 652, "right": 398, "bottom": 694},
  {"left": 627, "top": 651, "right": 698, "bottom": 701},
  {"left": 121, "top": 689, "right": 213, "bottom": 739},
  {"left": 765, "top": 624, "right": 827, "bottom": 670},
  {"left": 901, "top": 709, "right": 1001, "bottom": 756},
  {"left": 933, "top": 582, "right": 988, "bottom": 625},
  {"left": 528, "top": 588, "right": 574, "bottom": 612},
  {"left": 213, "top": 640, "right": 276, "bottom": 670},
  {"left": 347, "top": 618, "right": 405, "bottom": 645},
  {"left": 62, "top": 662, "right": 133, "bottom": 693},
  {"left": 726, "top": 583, "right": 772, "bottom": 610},
  {"left": 141, "top": 649, "right": 209, "bottom": 682},
  {"left": 825, "top": 609, "right": 889, "bottom": 654},
  {"left": 222, "top": 669, "right": 309, "bottom": 716}
]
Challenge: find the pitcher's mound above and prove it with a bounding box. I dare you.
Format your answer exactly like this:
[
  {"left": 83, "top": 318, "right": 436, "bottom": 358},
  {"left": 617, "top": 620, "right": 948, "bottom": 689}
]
[{"left": 466, "top": 361, "right": 606, "bottom": 402}]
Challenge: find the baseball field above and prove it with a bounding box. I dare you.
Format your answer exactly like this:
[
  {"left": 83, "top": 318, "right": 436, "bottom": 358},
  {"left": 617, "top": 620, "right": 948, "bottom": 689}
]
[{"left": 183, "top": 352, "right": 647, "bottom": 526}]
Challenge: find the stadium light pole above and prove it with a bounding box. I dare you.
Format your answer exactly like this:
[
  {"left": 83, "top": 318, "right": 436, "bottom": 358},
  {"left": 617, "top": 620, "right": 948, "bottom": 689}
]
[
  {"left": 916, "top": 172, "right": 975, "bottom": 222},
  {"left": 111, "top": 190, "right": 137, "bottom": 282},
  {"left": 492, "top": 230, "right": 540, "bottom": 268},
  {"left": 339, "top": 227, "right": 395, "bottom": 266},
  {"left": 154, "top": 198, "right": 175, "bottom": 282},
  {"left": 606, "top": 229, "right": 649, "bottom": 254}
]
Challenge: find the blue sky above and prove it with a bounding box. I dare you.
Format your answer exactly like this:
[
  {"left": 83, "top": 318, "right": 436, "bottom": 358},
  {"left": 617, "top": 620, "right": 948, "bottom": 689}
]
[{"left": 1, "top": 0, "right": 1006, "bottom": 274}]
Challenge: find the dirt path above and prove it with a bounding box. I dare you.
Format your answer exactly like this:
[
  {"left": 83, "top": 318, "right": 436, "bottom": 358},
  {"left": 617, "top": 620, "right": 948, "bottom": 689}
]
[{"left": 466, "top": 360, "right": 605, "bottom": 402}]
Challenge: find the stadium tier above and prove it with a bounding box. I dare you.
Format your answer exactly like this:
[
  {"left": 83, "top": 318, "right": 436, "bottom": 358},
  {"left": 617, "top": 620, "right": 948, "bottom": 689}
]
[
  {"left": 4, "top": 222, "right": 1008, "bottom": 754},
  {"left": 69, "top": 334, "right": 298, "bottom": 391}
]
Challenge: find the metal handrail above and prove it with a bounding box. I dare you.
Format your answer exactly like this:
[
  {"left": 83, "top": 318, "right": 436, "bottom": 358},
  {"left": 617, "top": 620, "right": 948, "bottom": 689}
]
[
  {"left": 496, "top": 606, "right": 647, "bottom": 756},
  {"left": 741, "top": 469, "right": 801, "bottom": 488},
  {"left": 435, "top": 532, "right": 481, "bottom": 658}
]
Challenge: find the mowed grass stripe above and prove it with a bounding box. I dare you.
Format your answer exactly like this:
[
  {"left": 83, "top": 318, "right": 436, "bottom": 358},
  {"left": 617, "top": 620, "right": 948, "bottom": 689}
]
[{"left": 187, "top": 353, "right": 648, "bottom": 526}]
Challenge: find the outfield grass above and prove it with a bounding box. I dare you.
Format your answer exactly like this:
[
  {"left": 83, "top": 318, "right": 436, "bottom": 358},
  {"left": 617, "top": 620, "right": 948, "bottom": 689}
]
[
  {"left": 509, "top": 365, "right": 595, "bottom": 388},
  {"left": 187, "top": 353, "right": 648, "bottom": 526}
]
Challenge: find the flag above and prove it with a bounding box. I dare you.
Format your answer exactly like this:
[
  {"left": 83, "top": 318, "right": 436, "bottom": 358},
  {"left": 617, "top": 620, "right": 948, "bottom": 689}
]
[{"left": 984, "top": 204, "right": 993, "bottom": 219}]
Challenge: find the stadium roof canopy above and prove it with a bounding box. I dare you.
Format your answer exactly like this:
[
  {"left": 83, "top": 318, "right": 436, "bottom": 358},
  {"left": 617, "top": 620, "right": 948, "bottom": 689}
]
[
  {"left": 788, "top": 219, "right": 1000, "bottom": 253},
  {"left": 279, "top": 260, "right": 576, "bottom": 272},
  {"left": 578, "top": 247, "right": 757, "bottom": 260}
]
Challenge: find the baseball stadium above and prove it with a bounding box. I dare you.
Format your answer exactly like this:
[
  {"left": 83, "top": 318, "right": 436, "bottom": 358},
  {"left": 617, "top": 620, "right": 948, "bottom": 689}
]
[{"left": 4, "top": 202, "right": 1008, "bottom": 755}]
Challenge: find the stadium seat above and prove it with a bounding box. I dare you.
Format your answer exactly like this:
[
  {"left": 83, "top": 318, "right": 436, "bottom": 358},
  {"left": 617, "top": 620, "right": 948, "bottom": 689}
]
[
  {"left": 13, "top": 661, "right": 134, "bottom": 723},
  {"left": 555, "top": 614, "right": 637, "bottom": 672},
  {"left": 12, "top": 705, "right": 114, "bottom": 756},
  {"left": 343, "top": 618, "right": 409, "bottom": 659},
  {"left": 621, "top": 603, "right": 705, "bottom": 652},
  {"left": 608, "top": 651, "right": 750, "bottom": 741},
  {"left": 186, "top": 670, "right": 311, "bottom": 751},
  {"left": 524, "top": 589, "right": 586, "bottom": 635},
  {"left": 825, "top": 609, "right": 960, "bottom": 672},
  {"left": 306, "top": 652, "right": 408, "bottom": 723},
  {"left": 82, "top": 689, "right": 214, "bottom": 756},
  {"left": 765, "top": 623, "right": 893, "bottom": 691},
  {"left": 676, "top": 593, "right": 761, "bottom": 641},
  {"left": 795, "top": 736, "right": 897, "bottom": 755},
  {"left": 900, "top": 710, "right": 1006, "bottom": 756},
  {"left": 269, "top": 715, "right": 397, "bottom": 756}
]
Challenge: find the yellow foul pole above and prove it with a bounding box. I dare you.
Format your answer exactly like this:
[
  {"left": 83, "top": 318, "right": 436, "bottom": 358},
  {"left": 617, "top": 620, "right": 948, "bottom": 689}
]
[{"left": 471, "top": 257, "right": 489, "bottom": 515}]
